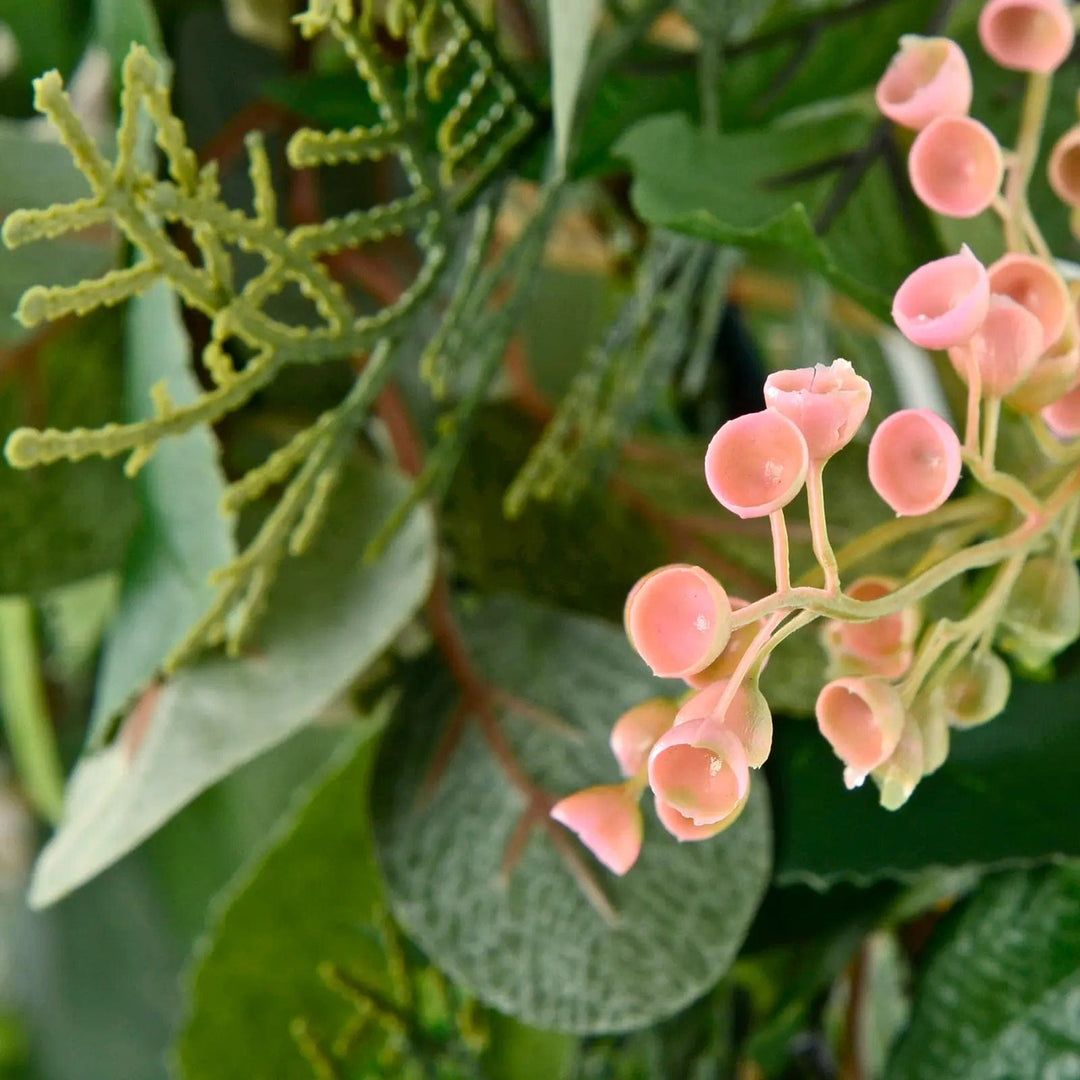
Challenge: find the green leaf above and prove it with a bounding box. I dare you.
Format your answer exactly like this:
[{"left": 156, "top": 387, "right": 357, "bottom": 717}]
[
  {"left": 92, "top": 0, "right": 166, "bottom": 74},
  {"left": 548, "top": 0, "right": 601, "bottom": 173},
  {"left": 88, "top": 279, "right": 236, "bottom": 740},
  {"left": 771, "top": 670, "right": 1080, "bottom": 888},
  {"left": 0, "top": 312, "right": 138, "bottom": 596},
  {"left": 616, "top": 112, "right": 942, "bottom": 321},
  {"left": 372, "top": 595, "right": 772, "bottom": 1034},
  {"left": 887, "top": 865, "right": 1080, "bottom": 1080},
  {"left": 28, "top": 457, "right": 436, "bottom": 908},
  {"left": 0, "top": 0, "right": 91, "bottom": 116}
]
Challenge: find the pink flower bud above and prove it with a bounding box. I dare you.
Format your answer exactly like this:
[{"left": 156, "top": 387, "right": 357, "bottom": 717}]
[
  {"left": 868, "top": 408, "right": 962, "bottom": 516},
  {"left": 978, "top": 0, "right": 1075, "bottom": 73},
  {"left": 762, "top": 358, "right": 872, "bottom": 461},
  {"left": 908, "top": 115, "right": 1003, "bottom": 218},
  {"left": 704, "top": 410, "right": 809, "bottom": 519},
  {"left": 674, "top": 677, "right": 774, "bottom": 767},
  {"left": 892, "top": 246, "right": 990, "bottom": 350},
  {"left": 1041, "top": 377, "right": 1080, "bottom": 438},
  {"left": 609, "top": 697, "right": 678, "bottom": 777},
  {"left": 624, "top": 564, "right": 732, "bottom": 680},
  {"left": 875, "top": 35, "right": 973, "bottom": 130},
  {"left": 647, "top": 717, "right": 750, "bottom": 826},
  {"left": 947, "top": 294, "right": 1044, "bottom": 397},
  {"left": 685, "top": 597, "right": 767, "bottom": 687},
  {"left": 1008, "top": 331, "right": 1080, "bottom": 413},
  {"left": 550, "top": 784, "right": 644, "bottom": 876},
  {"left": 989, "top": 253, "right": 1070, "bottom": 351},
  {"left": 653, "top": 790, "right": 749, "bottom": 842},
  {"left": 834, "top": 576, "right": 920, "bottom": 678},
  {"left": 874, "top": 718, "right": 925, "bottom": 810},
  {"left": 816, "top": 676, "right": 906, "bottom": 788},
  {"left": 1048, "top": 124, "right": 1080, "bottom": 207}
]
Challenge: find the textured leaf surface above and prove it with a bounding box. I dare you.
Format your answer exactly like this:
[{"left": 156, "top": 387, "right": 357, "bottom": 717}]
[
  {"left": 29, "top": 459, "right": 436, "bottom": 907},
  {"left": 373, "top": 595, "right": 772, "bottom": 1034},
  {"left": 887, "top": 866, "right": 1080, "bottom": 1080},
  {"left": 771, "top": 669, "right": 1080, "bottom": 887},
  {"left": 89, "top": 279, "right": 236, "bottom": 739}
]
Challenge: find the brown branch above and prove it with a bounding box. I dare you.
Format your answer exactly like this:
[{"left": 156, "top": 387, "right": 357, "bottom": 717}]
[{"left": 839, "top": 940, "right": 868, "bottom": 1080}]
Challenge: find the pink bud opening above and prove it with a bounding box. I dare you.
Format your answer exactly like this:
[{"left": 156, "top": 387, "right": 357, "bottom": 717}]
[
  {"left": 868, "top": 408, "right": 962, "bottom": 516},
  {"left": 704, "top": 410, "right": 809, "bottom": 519},
  {"left": 647, "top": 717, "right": 750, "bottom": 826},
  {"left": 875, "top": 35, "right": 973, "bottom": 130},
  {"left": 624, "top": 564, "right": 732, "bottom": 679},
  {"left": 989, "top": 253, "right": 1070, "bottom": 351},
  {"left": 892, "top": 246, "right": 990, "bottom": 350},
  {"left": 978, "top": 0, "right": 1075, "bottom": 73},
  {"left": 674, "top": 678, "right": 774, "bottom": 767},
  {"left": 1049, "top": 125, "right": 1080, "bottom": 207},
  {"left": 685, "top": 598, "right": 767, "bottom": 687},
  {"left": 947, "top": 294, "right": 1044, "bottom": 397},
  {"left": 1041, "top": 378, "right": 1080, "bottom": 438},
  {"left": 908, "top": 115, "right": 1003, "bottom": 218},
  {"left": 763, "top": 358, "right": 872, "bottom": 461},
  {"left": 815, "top": 676, "right": 906, "bottom": 786},
  {"left": 550, "top": 784, "right": 644, "bottom": 876},
  {"left": 836, "top": 576, "right": 920, "bottom": 678},
  {"left": 609, "top": 697, "right": 678, "bottom": 777},
  {"left": 653, "top": 791, "right": 748, "bottom": 842}
]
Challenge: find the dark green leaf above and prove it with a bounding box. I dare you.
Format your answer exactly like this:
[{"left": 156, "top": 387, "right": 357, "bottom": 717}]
[
  {"left": 887, "top": 865, "right": 1080, "bottom": 1080},
  {"left": 373, "top": 595, "right": 772, "bottom": 1034}
]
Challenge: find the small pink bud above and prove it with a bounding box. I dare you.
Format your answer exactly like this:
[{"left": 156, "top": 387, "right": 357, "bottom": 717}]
[
  {"left": 653, "top": 790, "right": 749, "bottom": 842},
  {"left": 762, "top": 358, "right": 872, "bottom": 461},
  {"left": 1048, "top": 124, "right": 1080, "bottom": 207},
  {"left": 947, "top": 294, "right": 1044, "bottom": 397},
  {"left": 609, "top": 697, "right": 678, "bottom": 777},
  {"left": 647, "top": 717, "right": 750, "bottom": 827},
  {"left": 908, "top": 115, "right": 1003, "bottom": 218},
  {"left": 1008, "top": 331, "right": 1080, "bottom": 413},
  {"left": 875, "top": 35, "right": 973, "bottom": 130},
  {"left": 1041, "top": 377, "right": 1080, "bottom": 438},
  {"left": 624, "top": 564, "right": 732, "bottom": 679},
  {"left": 704, "top": 410, "right": 809, "bottom": 519},
  {"left": 550, "top": 784, "right": 644, "bottom": 876},
  {"left": 892, "top": 245, "right": 990, "bottom": 350},
  {"left": 868, "top": 408, "right": 962, "bottom": 516},
  {"left": 874, "top": 718, "right": 925, "bottom": 810},
  {"left": 685, "top": 598, "right": 768, "bottom": 687},
  {"left": 978, "top": 0, "right": 1075, "bottom": 73},
  {"left": 834, "top": 576, "right": 920, "bottom": 678},
  {"left": 674, "top": 678, "right": 774, "bottom": 767},
  {"left": 989, "top": 253, "right": 1070, "bottom": 351},
  {"left": 816, "top": 676, "right": 906, "bottom": 787}
]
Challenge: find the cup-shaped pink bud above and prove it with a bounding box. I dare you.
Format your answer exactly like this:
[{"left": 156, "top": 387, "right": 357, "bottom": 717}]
[
  {"left": 875, "top": 35, "right": 973, "bottom": 130},
  {"left": 653, "top": 790, "right": 749, "bottom": 842},
  {"left": 989, "top": 253, "right": 1070, "bottom": 351},
  {"left": 704, "top": 410, "right": 809, "bottom": 519},
  {"left": 978, "top": 0, "right": 1075, "bottom": 73},
  {"left": 674, "top": 677, "right": 774, "bottom": 767},
  {"left": 647, "top": 717, "right": 750, "bottom": 826},
  {"left": 550, "top": 784, "right": 644, "bottom": 876},
  {"left": 816, "top": 676, "right": 906, "bottom": 788},
  {"left": 835, "top": 576, "right": 920, "bottom": 678},
  {"left": 609, "top": 697, "right": 678, "bottom": 777},
  {"left": 947, "top": 294, "right": 1044, "bottom": 398},
  {"left": 1041, "top": 378, "right": 1080, "bottom": 438},
  {"left": 685, "top": 598, "right": 768, "bottom": 687},
  {"left": 908, "top": 116, "right": 1003, "bottom": 218},
  {"left": 868, "top": 408, "right": 962, "bottom": 516},
  {"left": 874, "top": 718, "right": 925, "bottom": 810},
  {"left": 1049, "top": 125, "right": 1080, "bottom": 207},
  {"left": 892, "top": 246, "right": 990, "bottom": 349},
  {"left": 624, "top": 564, "right": 732, "bottom": 679},
  {"left": 762, "top": 358, "right": 872, "bottom": 461}
]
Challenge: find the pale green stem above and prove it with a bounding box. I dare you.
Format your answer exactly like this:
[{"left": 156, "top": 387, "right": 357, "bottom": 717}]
[
  {"left": 982, "top": 396, "right": 1002, "bottom": 466},
  {"left": 964, "top": 367, "right": 982, "bottom": 455},
  {"left": 0, "top": 598, "right": 64, "bottom": 822},
  {"left": 770, "top": 509, "right": 791, "bottom": 594},
  {"left": 806, "top": 460, "right": 840, "bottom": 593},
  {"left": 1004, "top": 72, "right": 1052, "bottom": 253},
  {"left": 962, "top": 448, "right": 1042, "bottom": 520}
]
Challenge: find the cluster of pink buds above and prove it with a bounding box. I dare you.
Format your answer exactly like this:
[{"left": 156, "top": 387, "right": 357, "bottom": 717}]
[{"left": 551, "top": 0, "right": 1080, "bottom": 876}]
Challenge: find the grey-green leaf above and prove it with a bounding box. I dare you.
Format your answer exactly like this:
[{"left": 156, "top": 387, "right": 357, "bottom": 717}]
[
  {"left": 548, "top": 0, "right": 601, "bottom": 174},
  {"left": 373, "top": 595, "right": 773, "bottom": 1034},
  {"left": 887, "top": 866, "right": 1080, "bottom": 1080},
  {"left": 28, "top": 458, "right": 436, "bottom": 907}
]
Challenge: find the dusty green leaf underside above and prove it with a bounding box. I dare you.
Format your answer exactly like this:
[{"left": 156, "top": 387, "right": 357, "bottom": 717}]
[
  {"left": 29, "top": 458, "right": 436, "bottom": 908},
  {"left": 373, "top": 595, "right": 772, "bottom": 1034},
  {"left": 887, "top": 866, "right": 1080, "bottom": 1080}
]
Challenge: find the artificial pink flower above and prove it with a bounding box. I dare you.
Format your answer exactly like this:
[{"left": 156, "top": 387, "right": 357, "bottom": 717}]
[
  {"left": 908, "top": 115, "right": 1003, "bottom": 218},
  {"left": 816, "top": 676, "right": 906, "bottom": 788},
  {"left": 550, "top": 784, "right": 644, "bottom": 875},
  {"left": 947, "top": 293, "right": 1044, "bottom": 398},
  {"left": 868, "top": 408, "right": 962, "bottom": 517},
  {"left": 674, "top": 678, "right": 773, "bottom": 768},
  {"left": 979, "top": 0, "right": 1075, "bottom": 74},
  {"left": 875, "top": 35, "right": 973, "bottom": 130},
  {"left": 892, "top": 246, "right": 990, "bottom": 350},
  {"left": 609, "top": 698, "right": 678, "bottom": 778}
]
